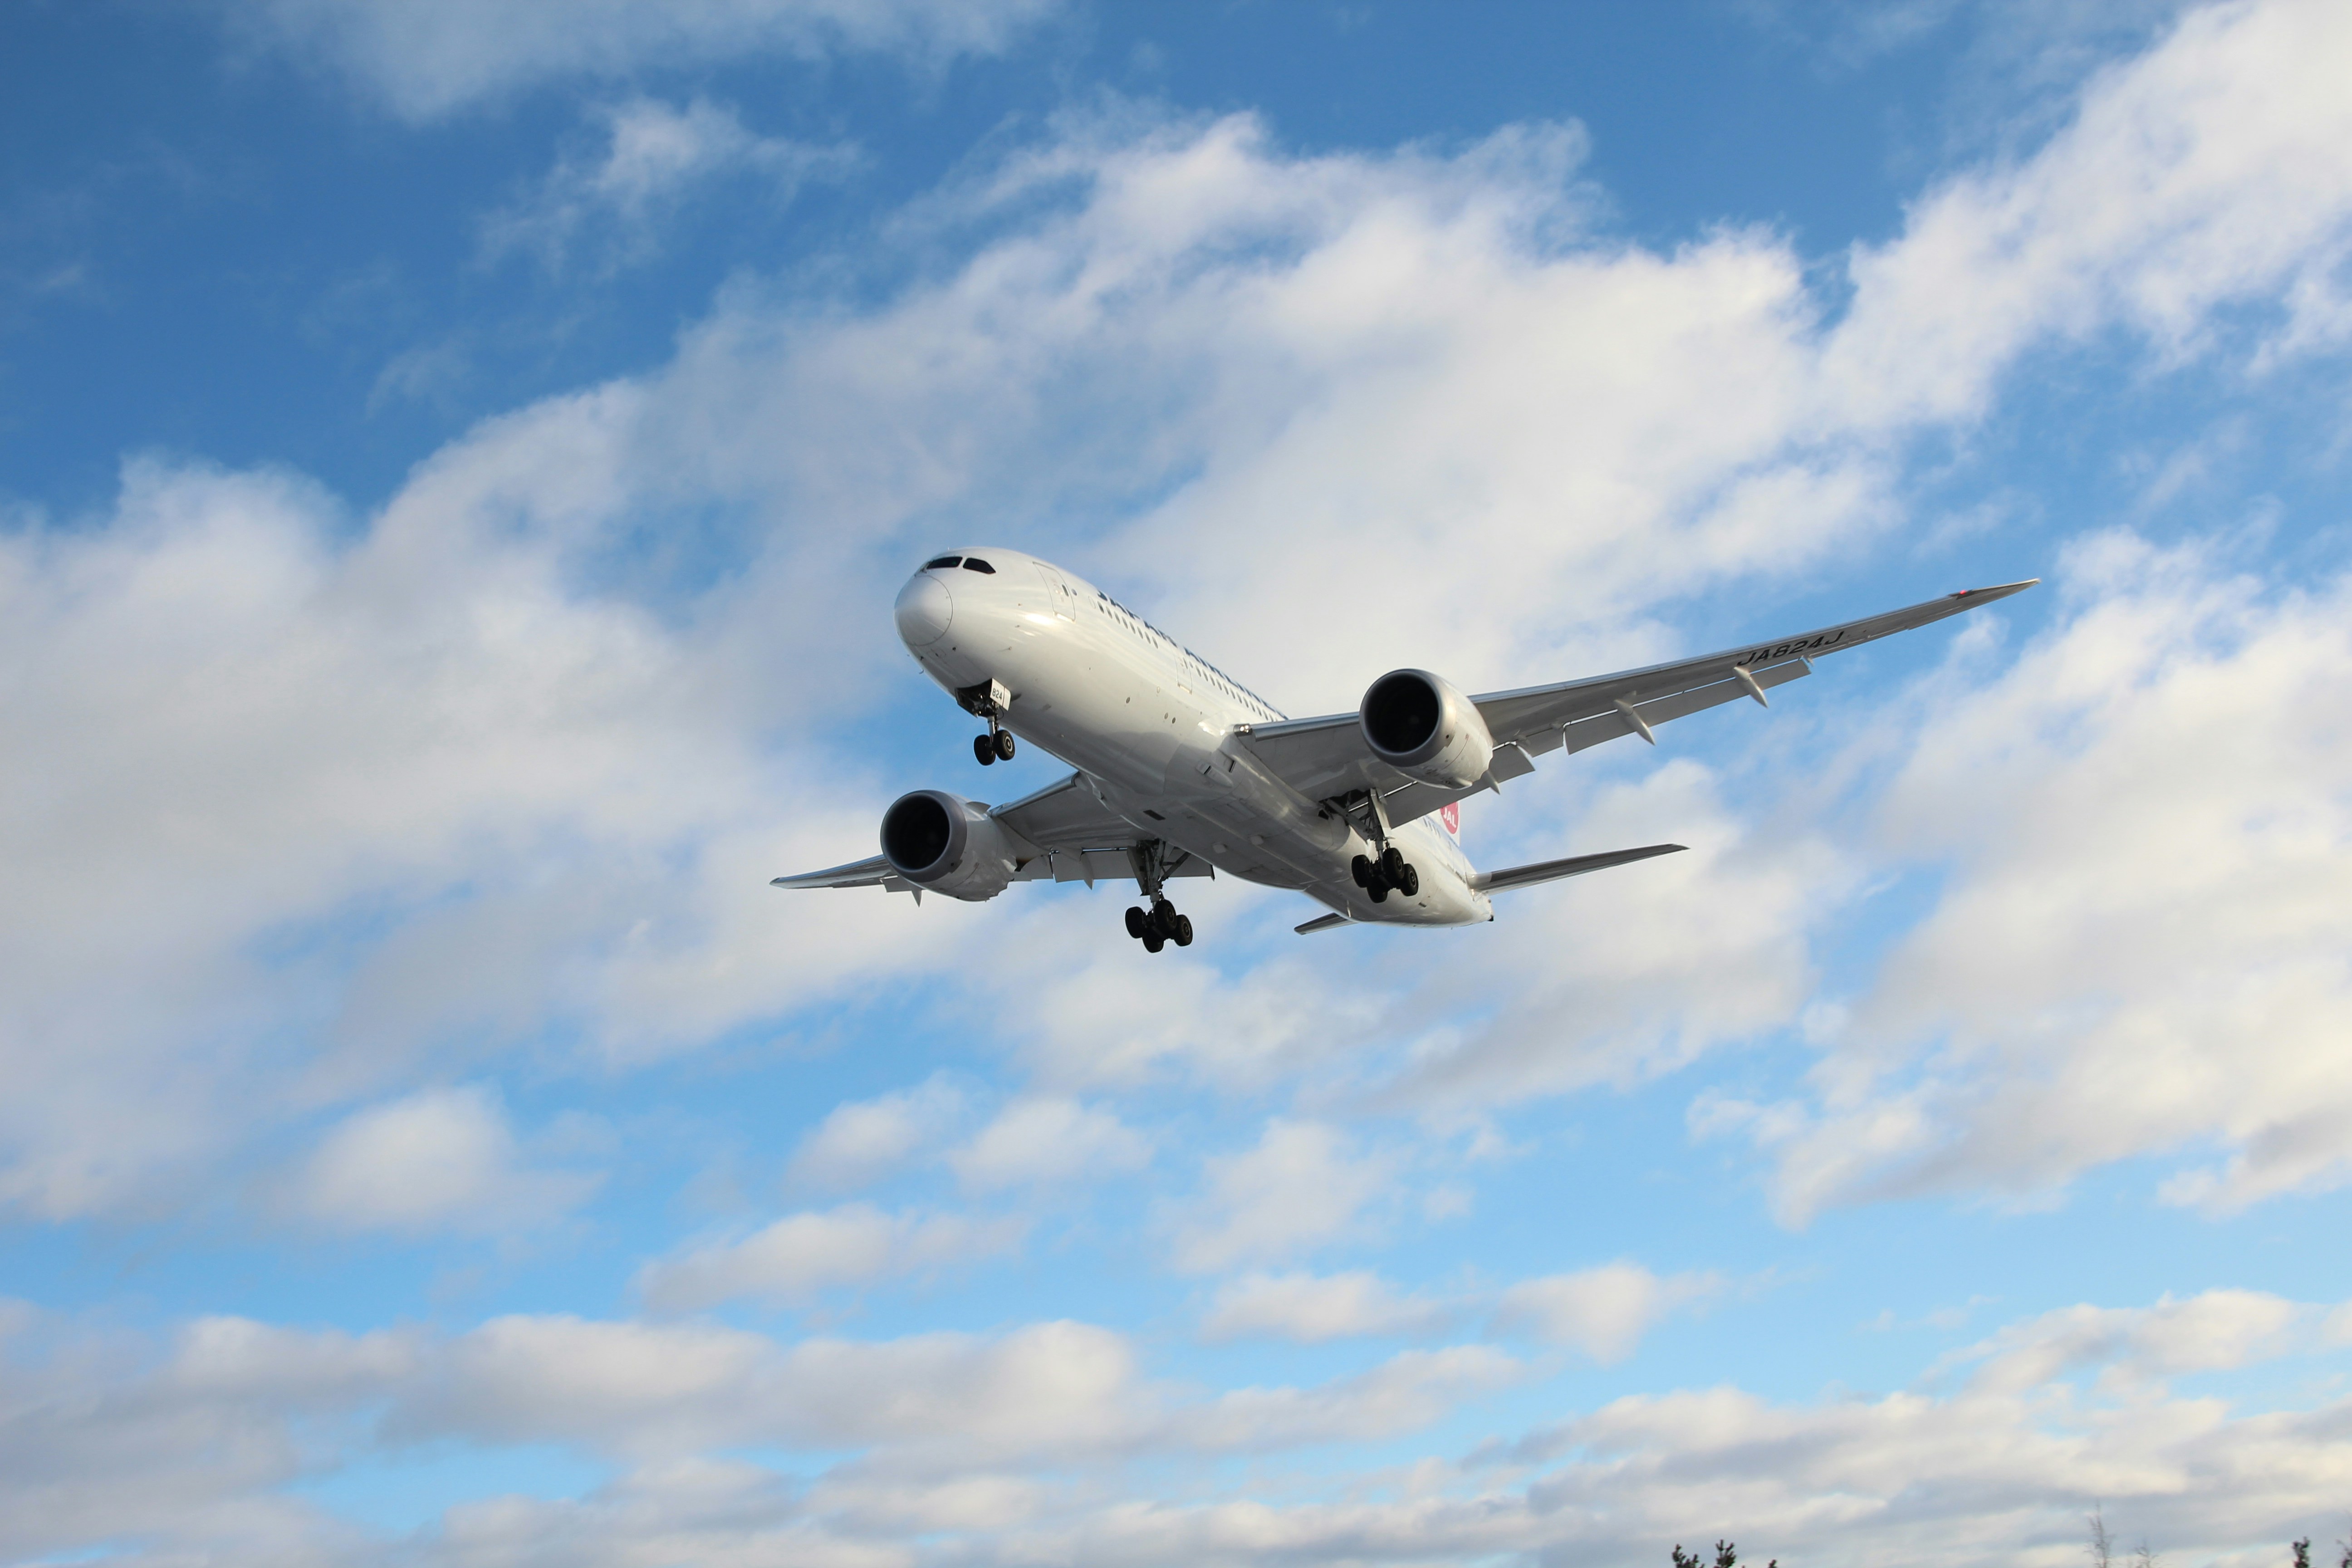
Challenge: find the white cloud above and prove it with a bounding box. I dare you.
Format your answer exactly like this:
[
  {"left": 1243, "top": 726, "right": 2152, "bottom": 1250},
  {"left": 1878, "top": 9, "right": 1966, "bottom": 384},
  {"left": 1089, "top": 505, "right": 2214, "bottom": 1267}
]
[
  {"left": 1492, "top": 1262, "right": 1721, "bottom": 1364},
  {"left": 636, "top": 1203, "right": 1024, "bottom": 1312},
  {"left": 19, "top": 0, "right": 2352, "bottom": 1231},
  {"left": 1951, "top": 1288, "right": 2316, "bottom": 1395},
  {"left": 10, "top": 1288, "right": 2352, "bottom": 1565},
  {"left": 948, "top": 1097, "right": 1150, "bottom": 1191},
  {"left": 287, "top": 1083, "right": 598, "bottom": 1235},
  {"left": 785, "top": 1075, "right": 965, "bottom": 1193},
  {"left": 1166, "top": 1119, "right": 1396, "bottom": 1275},
  {"left": 1715, "top": 533, "right": 2352, "bottom": 1220},
  {"left": 1200, "top": 1269, "right": 1455, "bottom": 1344},
  {"left": 229, "top": 0, "right": 1064, "bottom": 120},
  {"left": 0, "top": 448, "right": 934, "bottom": 1220},
  {"left": 482, "top": 97, "right": 858, "bottom": 275},
  {"left": 1827, "top": 0, "right": 2352, "bottom": 427},
  {"left": 1172, "top": 1345, "right": 1528, "bottom": 1452}
]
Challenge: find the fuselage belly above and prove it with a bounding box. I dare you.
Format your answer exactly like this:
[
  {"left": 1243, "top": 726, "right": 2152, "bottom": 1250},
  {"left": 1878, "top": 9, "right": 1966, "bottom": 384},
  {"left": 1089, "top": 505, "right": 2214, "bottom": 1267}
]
[{"left": 896, "top": 550, "right": 1488, "bottom": 926}]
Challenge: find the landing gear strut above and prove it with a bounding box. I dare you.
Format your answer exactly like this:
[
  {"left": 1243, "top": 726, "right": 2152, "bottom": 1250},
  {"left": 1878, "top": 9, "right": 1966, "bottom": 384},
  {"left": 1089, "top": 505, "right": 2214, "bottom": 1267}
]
[
  {"left": 958, "top": 679, "right": 1015, "bottom": 766},
  {"left": 1335, "top": 789, "right": 1419, "bottom": 904},
  {"left": 1125, "top": 838, "right": 1195, "bottom": 953}
]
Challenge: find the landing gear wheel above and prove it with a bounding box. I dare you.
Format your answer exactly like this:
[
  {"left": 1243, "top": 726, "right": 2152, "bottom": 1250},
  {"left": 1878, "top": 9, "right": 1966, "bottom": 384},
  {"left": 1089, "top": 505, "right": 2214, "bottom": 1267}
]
[
  {"left": 993, "top": 730, "right": 1016, "bottom": 761},
  {"left": 1368, "top": 881, "right": 1389, "bottom": 904},
  {"left": 1173, "top": 914, "right": 1194, "bottom": 947},
  {"left": 1149, "top": 901, "right": 1177, "bottom": 939},
  {"left": 1398, "top": 864, "right": 1420, "bottom": 897},
  {"left": 1125, "top": 906, "right": 1148, "bottom": 939},
  {"left": 1142, "top": 931, "right": 1166, "bottom": 954},
  {"left": 974, "top": 734, "right": 996, "bottom": 766},
  {"left": 1350, "top": 854, "right": 1373, "bottom": 887},
  {"left": 1380, "top": 846, "right": 1407, "bottom": 882}
]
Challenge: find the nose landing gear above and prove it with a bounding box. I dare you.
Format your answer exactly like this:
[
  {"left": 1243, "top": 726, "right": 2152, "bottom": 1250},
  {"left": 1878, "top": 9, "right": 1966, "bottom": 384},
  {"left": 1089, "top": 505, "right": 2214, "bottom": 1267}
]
[
  {"left": 1352, "top": 847, "right": 1419, "bottom": 902},
  {"left": 956, "top": 678, "right": 1016, "bottom": 766}
]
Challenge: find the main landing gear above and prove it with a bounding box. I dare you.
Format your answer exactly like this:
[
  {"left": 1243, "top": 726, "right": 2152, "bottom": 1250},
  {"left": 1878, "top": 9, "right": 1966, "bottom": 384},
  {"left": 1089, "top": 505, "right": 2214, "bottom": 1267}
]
[
  {"left": 972, "top": 727, "right": 1015, "bottom": 765},
  {"left": 1125, "top": 838, "right": 1194, "bottom": 954},
  {"left": 1125, "top": 900, "right": 1193, "bottom": 953},
  {"left": 1352, "top": 845, "right": 1420, "bottom": 902}
]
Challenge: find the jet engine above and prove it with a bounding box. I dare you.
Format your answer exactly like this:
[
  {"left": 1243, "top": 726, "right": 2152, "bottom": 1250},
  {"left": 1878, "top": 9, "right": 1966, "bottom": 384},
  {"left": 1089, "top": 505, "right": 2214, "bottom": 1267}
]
[
  {"left": 879, "top": 789, "right": 1021, "bottom": 902},
  {"left": 1360, "top": 668, "right": 1495, "bottom": 790}
]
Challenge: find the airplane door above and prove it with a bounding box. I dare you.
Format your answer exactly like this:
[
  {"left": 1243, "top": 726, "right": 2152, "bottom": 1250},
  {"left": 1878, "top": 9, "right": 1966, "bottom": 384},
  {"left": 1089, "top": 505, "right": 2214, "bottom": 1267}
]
[{"left": 1034, "top": 564, "right": 1077, "bottom": 620}]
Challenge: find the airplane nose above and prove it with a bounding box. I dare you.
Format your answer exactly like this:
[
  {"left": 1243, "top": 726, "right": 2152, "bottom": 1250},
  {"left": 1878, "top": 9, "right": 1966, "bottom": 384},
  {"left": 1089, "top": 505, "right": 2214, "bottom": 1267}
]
[{"left": 895, "top": 571, "right": 954, "bottom": 647}]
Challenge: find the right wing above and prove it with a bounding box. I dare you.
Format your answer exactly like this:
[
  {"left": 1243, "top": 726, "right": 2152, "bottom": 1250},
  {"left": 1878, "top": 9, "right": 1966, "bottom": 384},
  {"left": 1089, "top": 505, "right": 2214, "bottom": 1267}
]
[
  {"left": 1242, "top": 580, "right": 2037, "bottom": 827},
  {"left": 990, "top": 773, "right": 1209, "bottom": 886},
  {"left": 769, "top": 773, "right": 1211, "bottom": 895}
]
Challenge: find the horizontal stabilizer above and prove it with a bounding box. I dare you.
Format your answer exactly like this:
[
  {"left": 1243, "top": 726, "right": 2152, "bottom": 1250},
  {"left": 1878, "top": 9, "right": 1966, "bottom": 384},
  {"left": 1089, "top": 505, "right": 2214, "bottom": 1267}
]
[
  {"left": 1294, "top": 911, "right": 1352, "bottom": 935},
  {"left": 1470, "top": 842, "right": 1685, "bottom": 895},
  {"left": 770, "top": 854, "right": 911, "bottom": 893}
]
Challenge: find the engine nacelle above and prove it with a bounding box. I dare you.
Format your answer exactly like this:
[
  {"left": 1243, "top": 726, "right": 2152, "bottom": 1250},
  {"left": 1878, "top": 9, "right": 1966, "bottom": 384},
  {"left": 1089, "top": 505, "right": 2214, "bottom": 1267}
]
[
  {"left": 1360, "top": 668, "right": 1494, "bottom": 790},
  {"left": 879, "top": 790, "right": 1019, "bottom": 902}
]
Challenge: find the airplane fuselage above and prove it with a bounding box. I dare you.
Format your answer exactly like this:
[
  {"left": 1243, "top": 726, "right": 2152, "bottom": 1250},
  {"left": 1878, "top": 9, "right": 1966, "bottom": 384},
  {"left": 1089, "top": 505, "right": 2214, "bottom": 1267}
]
[{"left": 893, "top": 548, "right": 1490, "bottom": 926}]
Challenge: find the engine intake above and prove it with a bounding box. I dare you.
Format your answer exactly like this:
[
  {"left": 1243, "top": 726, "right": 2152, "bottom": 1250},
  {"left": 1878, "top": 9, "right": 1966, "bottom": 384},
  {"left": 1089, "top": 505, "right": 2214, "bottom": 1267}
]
[
  {"left": 1360, "top": 668, "right": 1494, "bottom": 790},
  {"left": 879, "top": 789, "right": 1019, "bottom": 902}
]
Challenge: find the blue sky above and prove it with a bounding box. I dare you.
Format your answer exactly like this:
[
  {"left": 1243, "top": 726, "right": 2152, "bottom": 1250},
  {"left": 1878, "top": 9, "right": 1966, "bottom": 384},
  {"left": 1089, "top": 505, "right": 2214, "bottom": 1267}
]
[{"left": 4, "top": 2, "right": 2351, "bottom": 1564}]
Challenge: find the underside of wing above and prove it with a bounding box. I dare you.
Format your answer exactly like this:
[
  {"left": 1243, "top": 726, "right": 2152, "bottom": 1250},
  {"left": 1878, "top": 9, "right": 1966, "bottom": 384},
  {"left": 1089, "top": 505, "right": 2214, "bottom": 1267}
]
[
  {"left": 1472, "top": 579, "right": 2039, "bottom": 755},
  {"left": 990, "top": 773, "right": 1211, "bottom": 886},
  {"left": 1239, "top": 581, "right": 2037, "bottom": 823}
]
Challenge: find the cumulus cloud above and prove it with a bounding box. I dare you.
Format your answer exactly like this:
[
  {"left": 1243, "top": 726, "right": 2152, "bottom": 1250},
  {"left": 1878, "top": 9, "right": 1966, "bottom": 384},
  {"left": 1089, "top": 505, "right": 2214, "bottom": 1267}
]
[
  {"left": 19, "top": 0, "right": 2352, "bottom": 1238},
  {"left": 785, "top": 1075, "right": 966, "bottom": 1193},
  {"left": 13, "top": 1289, "right": 2352, "bottom": 1567},
  {"left": 286, "top": 1083, "right": 598, "bottom": 1235},
  {"left": 948, "top": 1097, "right": 1150, "bottom": 1191},
  {"left": 481, "top": 97, "right": 859, "bottom": 275},
  {"left": 1200, "top": 1269, "right": 1456, "bottom": 1344},
  {"left": 227, "top": 0, "right": 1064, "bottom": 120},
  {"left": 1826, "top": 0, "right": 2352, "bottom": 426},
  {"left": 636, "top": 1203, "right": 1025, "bottom": 1312},
  {"left": 1710, "top": 533, "right": 2352, "bottom": 1220},
  {"left": 1492, "top": 1262, "right": 1721, "bottom": 1364},
  {"left": 0, "top": 445, "right": 931, "bottom": 1220},
  {"left": 1165, "top": 1120, "right": 1396, "bottom": 1275},
  {"left": 1939, "top": 1287, "right": 2325, "bottom": 1398}
]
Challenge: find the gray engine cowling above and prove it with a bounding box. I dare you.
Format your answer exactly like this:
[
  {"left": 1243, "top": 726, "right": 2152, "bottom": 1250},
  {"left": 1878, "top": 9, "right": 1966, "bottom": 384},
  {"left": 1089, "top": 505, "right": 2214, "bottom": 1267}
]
[
  {"left": 879, "top": 790, "right": 1019, "bottom": 902},
  {"left": 1359, "top": 668, "right": 1495, "bottom": 790}
]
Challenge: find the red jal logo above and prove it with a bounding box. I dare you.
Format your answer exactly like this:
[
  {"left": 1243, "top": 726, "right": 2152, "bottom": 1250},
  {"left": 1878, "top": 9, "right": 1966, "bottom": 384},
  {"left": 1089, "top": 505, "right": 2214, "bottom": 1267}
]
[{"left": 1440, "top": 801, "right": 1460, "bottom": 835}]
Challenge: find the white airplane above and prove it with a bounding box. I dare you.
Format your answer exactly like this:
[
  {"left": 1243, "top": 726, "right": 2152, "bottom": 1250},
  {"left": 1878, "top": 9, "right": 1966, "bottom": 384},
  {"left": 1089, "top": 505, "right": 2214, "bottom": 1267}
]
[{"left": 775, "top": 549, "right": 2035, "bottom": 951}]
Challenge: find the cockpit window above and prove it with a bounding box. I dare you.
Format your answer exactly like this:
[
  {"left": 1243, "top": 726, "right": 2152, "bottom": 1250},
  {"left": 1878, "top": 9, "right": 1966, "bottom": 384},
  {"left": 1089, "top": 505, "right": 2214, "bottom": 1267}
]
[
  {"left": 925, "top": 555, "right": 961, "bottom": 570},
  {"left": 961, "top": 558, "right": 996, "bottom": 574}
]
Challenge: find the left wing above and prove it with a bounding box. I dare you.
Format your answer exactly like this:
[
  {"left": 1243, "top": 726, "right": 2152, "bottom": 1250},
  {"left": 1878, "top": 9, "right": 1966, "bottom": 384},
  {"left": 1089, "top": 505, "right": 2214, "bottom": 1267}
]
[{"left": 1242, "top": 580, "right": 2037, "bottom": 825}]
